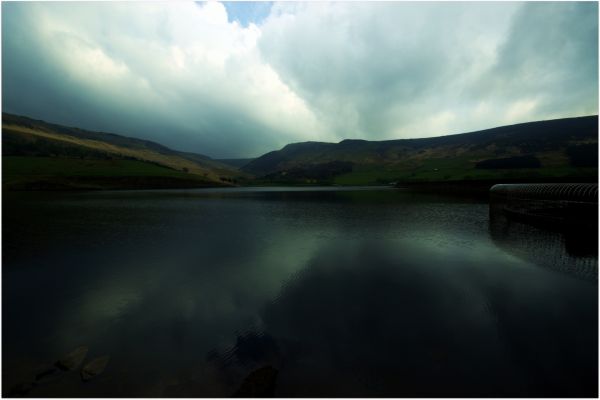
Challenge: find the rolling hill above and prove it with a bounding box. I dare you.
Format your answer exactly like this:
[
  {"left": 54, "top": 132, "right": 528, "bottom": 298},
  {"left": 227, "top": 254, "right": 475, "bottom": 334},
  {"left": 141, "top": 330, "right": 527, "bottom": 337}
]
[
  {"left": 2, "top": 113, "right": 247, "bottom": 190},
  {"left": 242, "top": 116, "right": 598, "bottom": 185}
]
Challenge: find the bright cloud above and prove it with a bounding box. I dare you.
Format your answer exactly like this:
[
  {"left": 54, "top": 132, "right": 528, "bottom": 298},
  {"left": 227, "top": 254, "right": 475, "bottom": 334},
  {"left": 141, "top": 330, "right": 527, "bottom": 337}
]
[{"left": 2, "top": 2, "right": 598, "bottom": 157}]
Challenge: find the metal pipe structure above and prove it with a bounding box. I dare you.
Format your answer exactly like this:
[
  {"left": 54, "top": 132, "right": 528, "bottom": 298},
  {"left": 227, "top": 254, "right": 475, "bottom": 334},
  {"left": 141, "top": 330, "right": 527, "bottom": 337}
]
[
  {"left": 489, "top": 183, "right": 598, "bottom": 281},
  {"left": 490, "top": 183, "right": 598, "bottom": 229}
]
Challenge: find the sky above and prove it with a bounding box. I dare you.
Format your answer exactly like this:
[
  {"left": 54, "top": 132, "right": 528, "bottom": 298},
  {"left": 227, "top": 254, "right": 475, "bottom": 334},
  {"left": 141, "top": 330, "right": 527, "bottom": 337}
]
[{"left": 2, "top": 1, "right": 598, "bottom": 158}]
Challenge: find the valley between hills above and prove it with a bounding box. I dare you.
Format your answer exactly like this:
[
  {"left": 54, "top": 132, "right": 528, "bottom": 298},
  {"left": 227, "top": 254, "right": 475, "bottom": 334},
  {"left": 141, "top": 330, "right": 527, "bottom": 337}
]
[{"left": 2, "top": 113, "right": 597, "bottom": 190}]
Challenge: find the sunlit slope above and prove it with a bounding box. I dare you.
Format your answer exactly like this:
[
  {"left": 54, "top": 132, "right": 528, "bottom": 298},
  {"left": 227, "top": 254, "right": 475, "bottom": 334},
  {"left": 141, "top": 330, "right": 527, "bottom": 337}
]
[
  {"left": 243, "top": 116, "right": 598, "bottom": 184},
  {"left": 2, "top": 113, "right": 248, "bottom": 189}
]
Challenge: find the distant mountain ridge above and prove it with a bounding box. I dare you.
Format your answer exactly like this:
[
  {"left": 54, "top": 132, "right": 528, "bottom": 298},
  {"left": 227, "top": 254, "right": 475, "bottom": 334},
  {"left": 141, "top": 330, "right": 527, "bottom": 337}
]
[
  {"left": 216, "top": 158, "right": 256, "bottom": 168},
  {"left": 3, "top": 113, "right": 597, "bottom": 189},
  {"left": 242, "top": 116, "right": 598, "bottom": 185}
]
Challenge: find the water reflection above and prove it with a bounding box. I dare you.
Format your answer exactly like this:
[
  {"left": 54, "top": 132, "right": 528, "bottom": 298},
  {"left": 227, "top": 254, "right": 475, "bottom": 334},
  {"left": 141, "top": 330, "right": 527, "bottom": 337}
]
[
  {"left": 2, "top": 188, "right": 597, "bottom": 397},
  {"left": 207, "top": 240, "right": 597, "bottom": 397},
  {"left": 489, "top": 206, "right": 598, "bottom": 281}
]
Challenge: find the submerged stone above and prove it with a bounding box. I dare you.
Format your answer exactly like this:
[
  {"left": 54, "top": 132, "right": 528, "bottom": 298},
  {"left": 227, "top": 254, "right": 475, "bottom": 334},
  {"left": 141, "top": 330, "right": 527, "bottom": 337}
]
[
  {"left": 55, "top": 346, "right": 88, "bottom": 371},
  {"left": 81, "top": 356, "right": 110, "bottom": 381},
  {"left": 7, "top": 382, "right": 35, "bottom": 397},
  {"left": 234, "top": 365, "right": 279, "bottom": 397},
  {"left": 34, "top": 365, "right": 63, "bottom": 384}
]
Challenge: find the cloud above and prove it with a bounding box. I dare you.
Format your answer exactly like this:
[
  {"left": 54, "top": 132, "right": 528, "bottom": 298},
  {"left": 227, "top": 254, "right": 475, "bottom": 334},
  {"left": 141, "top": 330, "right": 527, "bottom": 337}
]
[
  {"left": 258, "top": 1, "right": 598, "bottom": 140},
  {"left": 479, "top": 2, "right": 598, "bottom": 119},
  {"left": 2, "top": 2, "right": 598, "bottom": 157},
  {"left": 2, "top": 2, "right": 328, "bottom": 157}
]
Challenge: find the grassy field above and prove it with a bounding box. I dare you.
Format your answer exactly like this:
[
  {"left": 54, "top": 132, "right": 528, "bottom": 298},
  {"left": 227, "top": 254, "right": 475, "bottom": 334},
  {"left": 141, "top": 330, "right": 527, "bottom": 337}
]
[
  {"left": 333, "top": 157, "right": 598, "bottom": 185},
  {"left": 3, "top": 156, "right": 221, "bottom": 190}
]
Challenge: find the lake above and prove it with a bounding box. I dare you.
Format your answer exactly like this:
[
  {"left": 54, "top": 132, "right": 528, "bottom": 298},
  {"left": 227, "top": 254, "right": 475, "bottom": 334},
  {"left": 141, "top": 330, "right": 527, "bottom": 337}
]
[{"left": 2, "top": 186, "right": 597, "bottom": 397}]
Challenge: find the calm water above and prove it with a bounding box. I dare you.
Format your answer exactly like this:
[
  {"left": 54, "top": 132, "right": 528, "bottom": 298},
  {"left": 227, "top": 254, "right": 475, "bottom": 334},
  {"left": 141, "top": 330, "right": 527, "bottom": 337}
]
[{"left": 3, "top": 186, "right": 598, "bottom": 397}]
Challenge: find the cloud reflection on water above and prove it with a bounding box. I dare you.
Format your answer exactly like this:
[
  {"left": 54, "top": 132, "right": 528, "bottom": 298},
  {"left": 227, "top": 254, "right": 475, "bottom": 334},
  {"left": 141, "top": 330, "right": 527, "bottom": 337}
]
[{"left": 3, "top": 189, "right": 597, "bottom": 397}]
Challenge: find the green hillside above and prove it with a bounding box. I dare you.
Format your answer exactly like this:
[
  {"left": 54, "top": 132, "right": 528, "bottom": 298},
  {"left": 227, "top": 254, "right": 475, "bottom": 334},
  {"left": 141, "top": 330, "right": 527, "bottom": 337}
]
[
  {"left": 2, "top": 156, "right": 221, "bottom": 190},
  {"left": 242, "top": 116, "right": 598, "bottom": 185},
  {"left": 2, "top": 113, "right": 249, "bottom": 190}
]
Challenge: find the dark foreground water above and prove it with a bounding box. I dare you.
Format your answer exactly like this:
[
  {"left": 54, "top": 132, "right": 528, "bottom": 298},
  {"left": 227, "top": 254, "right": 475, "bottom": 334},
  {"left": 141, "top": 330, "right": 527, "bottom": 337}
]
[{"left": 3, "top": 186, "right": 598, "bottom": 397}]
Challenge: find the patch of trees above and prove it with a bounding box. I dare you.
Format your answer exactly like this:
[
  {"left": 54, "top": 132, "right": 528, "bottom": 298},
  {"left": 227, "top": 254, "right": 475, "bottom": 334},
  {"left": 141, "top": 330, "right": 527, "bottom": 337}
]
[
  {"left": 264, "top": 161, "right": 354, "bottom": 182},
  {"left": 566, "top": 144, "right": 598, "bottom": 167},
  {"left": 475, "top": 155, "right": 541, "bottom": 169}
]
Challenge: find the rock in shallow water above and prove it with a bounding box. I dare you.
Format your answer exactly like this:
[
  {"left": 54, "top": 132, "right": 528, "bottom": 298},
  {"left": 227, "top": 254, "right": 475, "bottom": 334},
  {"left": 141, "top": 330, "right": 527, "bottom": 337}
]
[
  {"left": 81, "top": 356, "right": 110, "bottom": 382},
  {"left": 234, "top": 365, "right": 279, "bottom": 397},
  {"left": 55, "top": 346, "right": 88, "bottom": 371},
  {"left": 7, "top": 381, "right": 36, "bottom": 397},
  {"left": 34, "top": 365, "right": 63, "bottom": 384}
]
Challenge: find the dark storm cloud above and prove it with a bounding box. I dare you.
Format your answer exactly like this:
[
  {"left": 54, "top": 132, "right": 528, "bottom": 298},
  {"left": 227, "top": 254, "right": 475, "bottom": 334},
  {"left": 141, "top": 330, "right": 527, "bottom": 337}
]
[
  {"left": 2, "top": 2, "right": 598, "bottom": 158},
  {"left": 2, "top": 2, "right": 324, "bottom": 158}
]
